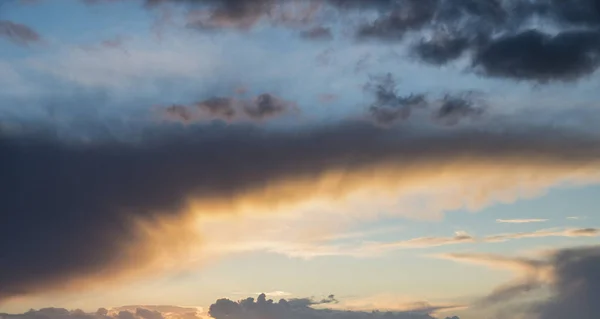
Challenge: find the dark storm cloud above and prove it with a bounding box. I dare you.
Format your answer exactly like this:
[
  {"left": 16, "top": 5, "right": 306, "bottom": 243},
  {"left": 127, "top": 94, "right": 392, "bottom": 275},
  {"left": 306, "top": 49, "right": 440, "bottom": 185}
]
[
  {"left": 3, "top": 119, "right": 600, "bottom": 300},
  {"left": 0, "top": 20, "right": 41, "bottom": 46},
  {"left": 209, "top": 293, "right": 446, "bottom": 319},
  {"left": 443, "top": 245, "right": 600, "bottom": 319},
  {"left": 348, "top": 0, "right": 600, "bottom": 82},
  {"left": 473, "top": 29, "right": 600, "bottom": 83}
]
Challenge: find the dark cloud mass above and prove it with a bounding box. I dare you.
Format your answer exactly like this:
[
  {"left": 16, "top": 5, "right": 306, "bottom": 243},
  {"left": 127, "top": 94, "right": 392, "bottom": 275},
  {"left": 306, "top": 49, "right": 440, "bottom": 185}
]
[
  {"left": 474, "top": 30, "right": 600, "bottom": 82},
  {"left": 2, "top": 120, "right": 600, "bottom": 299},
  {"left": 533, "top": 246, "right": 600, "bottom": 319},
  {"left": 450, "top": 245, "right": 600, "bottom": 319}
]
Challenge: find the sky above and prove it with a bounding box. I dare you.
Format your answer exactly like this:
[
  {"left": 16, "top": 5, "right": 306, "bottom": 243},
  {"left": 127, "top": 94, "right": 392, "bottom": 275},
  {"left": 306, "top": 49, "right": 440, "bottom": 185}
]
[{"left": 1, "top": 1, "right": 600, "bottom": 319}]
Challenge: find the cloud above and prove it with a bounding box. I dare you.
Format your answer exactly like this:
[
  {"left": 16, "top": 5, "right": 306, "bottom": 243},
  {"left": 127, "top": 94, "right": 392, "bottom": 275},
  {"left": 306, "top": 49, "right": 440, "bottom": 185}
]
[
  {"left": 74, "top": 0, "right": 600, "bottom": 83},
  {"left": 473, "top": 30, "right": 600, "bottom": 83},
  {"left": 314, "top": 294, "right": 467, "bottom": 317},
  {"left": 367, "top": 231, "right": 475, "bottom": 250},
  {"left": 77, "top": 0, "right": 600, "bottom": 82},
  {"left": 0, "top": 20, "right": 41, "bottom": 46},
  {"left": 0, "top": 295, "right": 463, "bottom": 319},
  {"left": 483, "top": 228, "right": 600, "bottom": 243},
  {"left": 363, "top": 73, "right": 427, "bottom": 126},
  {"left": 496, "top": 219, "right": 549, "bottom": 224},
  {"left": 162, "top": 93, "right": 295, "bottom": 123},
  {"left": 431, "top": 92, "right": 486, "bottom": 126},
  {"left": 437, "top": 245, "right": 600, "bottom": 319},
  {"left": 299, "top": 26, "right": 333, "bottom": 40},
  {"left": 208, "top": 293, "right": 450, "bottom": 319},
  {"left": 0, "top": 306, "right": 203, "bottom": 319},
  {"left": 205, "top": 226, "right": 600, "bottom": 260},
  {"left": 364, "top": 74, "right": 485, "bottom": 126},
  {"left": 3, "top": 120, "right": 600, "bottom": 299}
]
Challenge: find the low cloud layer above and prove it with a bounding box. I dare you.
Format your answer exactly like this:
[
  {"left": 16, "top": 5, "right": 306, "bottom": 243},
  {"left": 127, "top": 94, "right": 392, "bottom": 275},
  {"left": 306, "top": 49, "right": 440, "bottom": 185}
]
[
  {"left": 0, "top": 295, "right": 462, "bottom": 319},
  {"left": 0, "top": 305, "right": 202, "bottom": 319},
  {"left": 209, "top": 293, "right": 452, "bottom": 319},
  {"left": 3, "top": 120, "right": 600, "bottom": 300}
]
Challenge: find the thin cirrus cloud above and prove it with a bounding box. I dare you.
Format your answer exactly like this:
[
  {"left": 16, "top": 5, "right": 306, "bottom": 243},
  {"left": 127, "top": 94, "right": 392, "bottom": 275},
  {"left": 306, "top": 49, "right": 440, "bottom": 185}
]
[
  {"left": 201, "top": 227, "right": 600, "bottom": 260},
  {"left": 496, "top": 219, "right": 549, "bottom": 224}
]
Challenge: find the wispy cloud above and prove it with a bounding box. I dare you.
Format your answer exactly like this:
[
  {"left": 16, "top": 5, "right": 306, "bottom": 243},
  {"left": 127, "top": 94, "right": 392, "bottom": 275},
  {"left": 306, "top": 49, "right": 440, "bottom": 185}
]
[
  {"left": 484, "top": 228, "right": 600, "bottom": 243},
  {"left": 204, "top": 227, "right": 600, "bottom": 261},
  {"left": 496, "top": 219, "right": 548, "bottom": 224}
]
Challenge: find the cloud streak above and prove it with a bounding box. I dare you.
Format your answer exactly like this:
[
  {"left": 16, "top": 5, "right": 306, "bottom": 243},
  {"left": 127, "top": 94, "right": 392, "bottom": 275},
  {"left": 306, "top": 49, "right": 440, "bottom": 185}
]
[
  {"left": 496, "top": 219, "right": 549, "bottom": 224},
  {"left": 205, "top": 227, "right": 600, "bottom": 260}
]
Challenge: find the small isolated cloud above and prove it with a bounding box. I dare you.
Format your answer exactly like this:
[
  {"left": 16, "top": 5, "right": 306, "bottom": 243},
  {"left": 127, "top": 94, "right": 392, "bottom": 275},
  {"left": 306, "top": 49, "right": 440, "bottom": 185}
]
[
  {"left": 364, "top": 73, "right": 427, "bottom": 126},
  {"left": 431, "top": 92, "right": 486, "bottom": 126},
  {"left": 0, "top": 20, "right": 41, "bottom": 46},
  {"left": 163, "top": 93, "right": 296, "bottom": 123},
  {"left": 496, "top": 219, "right": 549, "bottom": 224},
  {"left": 567, "top": 216, "right": 585, "bottom": 220},
  {"left": 300, "top": 26, "right": 333, "bottom": 40},
  {"left": 364, "top": 74, "right": 486, "bottom": 126}
]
